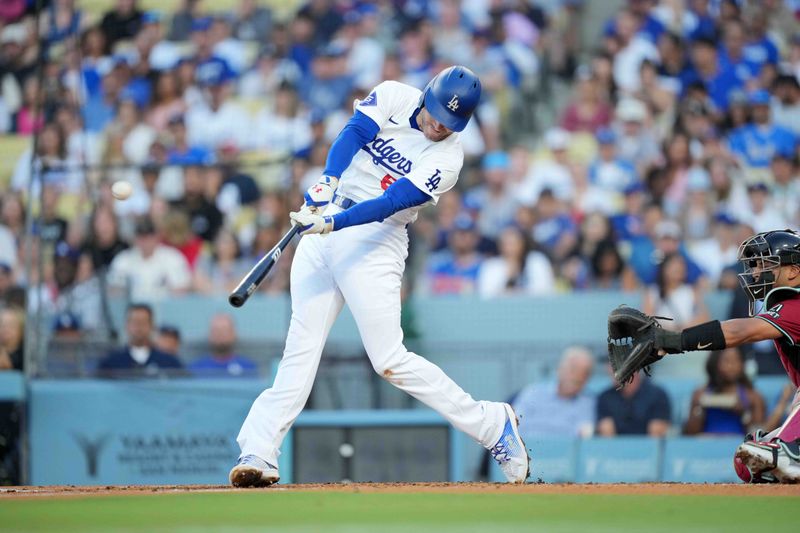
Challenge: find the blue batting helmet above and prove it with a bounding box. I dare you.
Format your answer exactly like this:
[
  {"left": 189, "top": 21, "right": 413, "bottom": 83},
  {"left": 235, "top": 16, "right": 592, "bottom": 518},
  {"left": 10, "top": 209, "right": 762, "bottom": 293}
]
[{"left": 421, "top": 66, "right": 481, "bottom": 132}]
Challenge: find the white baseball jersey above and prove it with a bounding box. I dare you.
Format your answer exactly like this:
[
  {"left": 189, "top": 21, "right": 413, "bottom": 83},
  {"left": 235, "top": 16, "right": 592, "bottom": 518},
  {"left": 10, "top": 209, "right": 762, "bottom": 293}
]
[{"left": 337, "top": 81, "right": 464, "bottom": 225}]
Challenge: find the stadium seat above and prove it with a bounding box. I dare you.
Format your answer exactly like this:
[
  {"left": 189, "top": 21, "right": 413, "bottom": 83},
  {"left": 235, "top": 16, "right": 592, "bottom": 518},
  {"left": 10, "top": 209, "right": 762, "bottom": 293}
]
[
  {"left": 755, "top": 375, "right": 794, "bottom": 414},
  {"left": 576, "top": 437, "right": 661, "bottom": 483},
  {"left": 653, "top": 377, "right": 702, "bottom": 427},
  {"left": 662, "top": 437, "right": 742, "bottom": 483}
]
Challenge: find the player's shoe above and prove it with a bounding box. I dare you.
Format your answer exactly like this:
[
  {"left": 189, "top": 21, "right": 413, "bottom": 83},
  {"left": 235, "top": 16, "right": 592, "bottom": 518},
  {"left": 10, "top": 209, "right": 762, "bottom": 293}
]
[
  {"left": 735, "top": 438, "right": 800, "bottom": 484},
  {"left": 488, "top": 403, "right": 531, "bottom": 484},
  {"left": 229, "top": 455, "right": 280, "bottom": 487}
]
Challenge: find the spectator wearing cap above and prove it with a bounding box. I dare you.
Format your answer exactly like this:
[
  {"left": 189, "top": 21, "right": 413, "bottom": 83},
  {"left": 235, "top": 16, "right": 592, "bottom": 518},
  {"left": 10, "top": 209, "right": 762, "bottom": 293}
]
[
  {"left": 727, "top": 89, "right": 797, "bottom": 168},
  {"left": 190, "top": 313, "right": 258, "bottom": 378},
  {"left": 107, "top": 217, "right": 192, "bottom": 303},
  {"left": 155, "top": 324, "right": 181, "bottom": 357},
  {"left": 100, "top": 0, "right": 144, "bottom": 53},
  {"left": 742, "top": 181, "right": 788, "bottom": 234},
  {"left": 97, "top": 303, "right": 183, "bottom": 378},
  {"left": 232, "top": 0, "right": 273, "bottom": 42},
  {"left": 559, "top": 65, "right": 612, "bottom": 134},
  {"left": 424, "top": 214, "right": 484, "bottom": 296},
  {"left": 655, "top": 32, "right": 690, "bottom": 95},
  {"left": 298, "top": 43, "right": 354, "bottom": 116},
  {"left": 531, "top": 188, "right": 578, "bottom": 262},
  {"left": 185, "top": 54, "right": 249, "bottom": 152},
  {"left": 250, "top": 82, "right": 313, "bottom": 155},
  {"left": 626, "top": 218, "right": 706, "bottom": 288},
  {"left": 585, "top": 127, "right": 638, "bottom": 214},
  {"left": 609, "top": 182, "right": 647, "bottom": 242},
  {"left": 680, "top": 36, "right": 742, "bottom": 112},
  {"left": 165, "top": 114, "right": 213, "bottom": 165},
  {"left": 209, "top": 15, "right": 248, "bottom": 75},
  {"left": 770, "top": 149, "right": 800, "bottom": 227},
  {"left": 145, "top": 12, "right": 184, "bottom": 72},
  {"left": 0, "top": 22, "right": 32, "bottom": 100},
  {"left": 464, "top": 152, "right": 517, "bottom": 241},
  {"left": 771, "top": 74, "right": 800, "bottom": 137},
  {"left": 614, "top": 97, "right": 661, "bottom": 177},
  {"left": 518, "top": 128, "right": 575, "bottom": 206},
  {"left": 687, "top": 213, "right": 742, "bottom": 289}
]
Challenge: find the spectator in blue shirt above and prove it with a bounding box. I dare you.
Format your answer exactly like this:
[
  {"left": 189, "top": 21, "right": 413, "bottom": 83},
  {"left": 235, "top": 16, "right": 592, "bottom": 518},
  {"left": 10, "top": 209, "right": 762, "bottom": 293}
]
[
  {"left": 718, "top": 20, "right": 760, "bottom": 85},
  {"left": 190, "top": 313, "right": 258, "bottom": 378},
  {"left": 532, "top": 188, "right": 578, "bottom": 262},
  {"left": 299, "top": 43, "right": 353, "bottom": 116},
  {"left": 165, "top": 114, "right": 213, "bottom": 166},
  {"left": 626, "top": 218, "right": 705, "bottom": 287},
  {"left": 727, "top": 89, "right": 796, "bottom": 168},
  {"left": 97, "top": 304, "right": 184, "bottom": 378},
  {"left": 681, "top": 36, "right": 742, "bottom": 111},
  {"left": 610, "top": 182, "right": 647, "bottom": 242},
  {"left": 512, "top": 346, "right": 596, "bottom": 438},
  {"left": 587, "top": 127, "right": 638, "bottom": 198},
  {"left": 596, "top": 370, "right": 671, "bottom": 436},
  {"left": 425, "top": 214, "right": 484, "bottom": 296}
]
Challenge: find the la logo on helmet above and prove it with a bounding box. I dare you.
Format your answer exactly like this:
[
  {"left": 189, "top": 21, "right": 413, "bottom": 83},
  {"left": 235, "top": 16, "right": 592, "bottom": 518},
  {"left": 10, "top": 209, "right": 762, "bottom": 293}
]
[{"left": 447, "top": 95, "right": 459, "bottom": 111}]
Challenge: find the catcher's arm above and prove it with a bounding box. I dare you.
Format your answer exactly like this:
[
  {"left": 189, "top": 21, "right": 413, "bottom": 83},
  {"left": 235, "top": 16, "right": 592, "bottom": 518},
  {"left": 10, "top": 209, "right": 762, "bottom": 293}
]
[{"left": 609, "top": 312, "right": 784, "bottom": 386}]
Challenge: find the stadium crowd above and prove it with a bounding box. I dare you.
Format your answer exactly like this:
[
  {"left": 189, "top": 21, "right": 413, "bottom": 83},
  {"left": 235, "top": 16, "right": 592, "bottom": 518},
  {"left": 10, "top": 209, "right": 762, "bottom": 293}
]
[{"left": 0, "top": 2, "right": 796, "bottom": 363}]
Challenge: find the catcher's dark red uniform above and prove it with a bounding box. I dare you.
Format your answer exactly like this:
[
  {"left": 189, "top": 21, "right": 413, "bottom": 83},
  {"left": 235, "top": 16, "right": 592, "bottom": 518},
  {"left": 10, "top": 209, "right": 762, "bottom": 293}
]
[{"left": 755, "top": 287, "right": 800, "bottom": 388}]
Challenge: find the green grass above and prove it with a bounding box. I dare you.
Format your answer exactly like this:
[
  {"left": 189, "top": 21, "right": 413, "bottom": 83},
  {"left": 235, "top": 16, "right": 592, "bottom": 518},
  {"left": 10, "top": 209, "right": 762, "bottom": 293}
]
[{"left": 1, "top": 492, "right": 796, "bottom": 533}]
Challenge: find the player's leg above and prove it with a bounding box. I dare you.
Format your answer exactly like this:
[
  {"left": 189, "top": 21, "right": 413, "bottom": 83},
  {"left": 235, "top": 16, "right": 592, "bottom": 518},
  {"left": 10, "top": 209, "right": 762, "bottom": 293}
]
[
  {"left": 330, "top": 224, "right": 529, "bottom": 482},
  {"left": 232, "top": 235, "right": 344, "bottom": 486},
  {"left": 735, "top": 388, "right": 800, "bottom": 483}
]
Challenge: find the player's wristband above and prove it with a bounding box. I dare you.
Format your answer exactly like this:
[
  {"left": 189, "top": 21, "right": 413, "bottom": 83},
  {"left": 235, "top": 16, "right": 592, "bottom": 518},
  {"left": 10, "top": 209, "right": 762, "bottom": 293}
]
[{"left": 681, "top": 320, "right": 726, "bottom": 352}]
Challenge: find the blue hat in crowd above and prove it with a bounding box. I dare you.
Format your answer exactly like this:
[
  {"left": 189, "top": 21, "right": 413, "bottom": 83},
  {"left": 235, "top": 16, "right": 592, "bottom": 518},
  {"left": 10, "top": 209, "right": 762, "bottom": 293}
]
[
  {"left": 53, "top": 311, "right": 81, "bottom": 332},
  {"left": 453, "top": 213, "right": 476, "bottom": 232},
  {"left": 191, "top": 17, "right": 212, "bottom": 32},
  {"left": 715, "top": 212, "right": 738, "bottom": 226},
  {"left": 747, "top": 89, "right": 771, "bottom": 106},
  {"left": 142, "top": 11, "right": 161, "bottom": 24},
  {"left": 54, "top": 241, "right": 81, "bottom": 262},
  {"left": 482, "top": 151, "right": 510, "bottom": 171},
  {"left": 595, "top": 127, "right": 616, "bottom": 145},
  {"left": 623, "top": 182, "right": 645, "bottom": 195},
  {"left": 196, "top": 59, "right": 235, "bottom": 87}
]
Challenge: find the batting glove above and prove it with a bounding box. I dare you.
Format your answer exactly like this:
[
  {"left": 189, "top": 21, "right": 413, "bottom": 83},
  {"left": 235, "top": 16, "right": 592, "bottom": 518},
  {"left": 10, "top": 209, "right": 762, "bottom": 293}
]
[
  {"left": 290, "top": 210, "right": 334, "bottom": 235},
  {"left": 303, "top": 175, "right": 339, "bottom": 213}
]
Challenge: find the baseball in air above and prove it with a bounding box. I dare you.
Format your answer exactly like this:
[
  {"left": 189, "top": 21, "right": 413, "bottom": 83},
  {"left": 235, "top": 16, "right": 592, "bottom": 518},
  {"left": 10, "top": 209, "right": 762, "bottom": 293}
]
[{"left": 111, "top": 180, "right": 133, "bottom": 200}]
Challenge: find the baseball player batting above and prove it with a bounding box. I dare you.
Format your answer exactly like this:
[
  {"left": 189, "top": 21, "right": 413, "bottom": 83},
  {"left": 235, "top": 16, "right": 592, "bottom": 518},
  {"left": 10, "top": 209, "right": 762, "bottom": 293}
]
[
  {"left": 229, "top": 66, "right": 530, "bottom": 487},
  {"left": 607, "top": 229, "right": 800, "bottom": 483}
]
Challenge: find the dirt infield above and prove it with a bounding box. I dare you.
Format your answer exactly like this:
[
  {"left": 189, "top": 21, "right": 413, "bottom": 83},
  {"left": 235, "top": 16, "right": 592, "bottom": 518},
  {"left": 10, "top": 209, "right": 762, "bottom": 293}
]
[{"left": 2, "top": 482, "right": 799, "bottom": 499}]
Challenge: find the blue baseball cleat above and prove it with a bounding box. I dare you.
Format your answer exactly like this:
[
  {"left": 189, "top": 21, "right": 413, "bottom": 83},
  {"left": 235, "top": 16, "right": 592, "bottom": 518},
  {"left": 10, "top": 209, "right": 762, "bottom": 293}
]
[
  {"left": 489, "top": 403, "right": 531, "bottom": 483},
  {"left": 229, "top": 455, "right": 280, "bottom": 487}
]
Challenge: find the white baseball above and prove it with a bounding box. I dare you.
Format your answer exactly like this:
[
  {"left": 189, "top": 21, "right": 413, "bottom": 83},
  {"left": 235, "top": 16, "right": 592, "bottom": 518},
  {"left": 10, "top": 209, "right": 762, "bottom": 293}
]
[{"left": 111, "top": 181, "right": 133, "bottom": 200}]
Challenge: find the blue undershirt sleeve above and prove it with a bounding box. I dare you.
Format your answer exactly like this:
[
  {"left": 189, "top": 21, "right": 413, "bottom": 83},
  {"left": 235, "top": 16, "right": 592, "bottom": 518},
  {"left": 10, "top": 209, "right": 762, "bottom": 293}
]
[
  {"left": 323, "top": 111, "right": 381, "bottom": 177},
  {"left": 331, "top": 178, "right": 431, "bottom": 231}
]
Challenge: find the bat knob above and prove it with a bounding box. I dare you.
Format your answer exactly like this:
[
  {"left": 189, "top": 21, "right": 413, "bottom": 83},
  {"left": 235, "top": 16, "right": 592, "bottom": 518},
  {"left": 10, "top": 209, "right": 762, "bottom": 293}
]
[{"left": 228, "top": 293, "right": 246, "bottom": 308}]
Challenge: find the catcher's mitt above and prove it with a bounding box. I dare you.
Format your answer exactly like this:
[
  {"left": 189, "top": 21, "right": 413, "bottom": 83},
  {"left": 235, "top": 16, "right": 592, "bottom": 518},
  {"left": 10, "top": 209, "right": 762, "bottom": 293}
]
[{"left": 607, "top": 306, "right": 682, "bottom": 387}]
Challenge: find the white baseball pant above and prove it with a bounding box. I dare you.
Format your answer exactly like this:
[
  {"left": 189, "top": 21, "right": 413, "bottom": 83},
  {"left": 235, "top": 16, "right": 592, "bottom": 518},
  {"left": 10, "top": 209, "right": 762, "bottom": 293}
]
[{"left": 236, "top": 212, "right": 506, "bottom": 467}]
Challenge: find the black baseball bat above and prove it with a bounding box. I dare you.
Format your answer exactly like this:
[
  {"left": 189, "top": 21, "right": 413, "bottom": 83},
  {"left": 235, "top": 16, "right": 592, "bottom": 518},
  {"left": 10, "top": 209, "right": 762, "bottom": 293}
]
[{"left": 229, "top": 225, "right": 301, "bottom": 307}]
